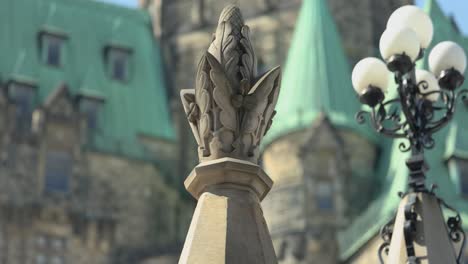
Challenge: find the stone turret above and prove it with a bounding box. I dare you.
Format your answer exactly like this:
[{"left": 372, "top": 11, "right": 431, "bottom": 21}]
[{"left": 260, "top": 0, "right": 379, "bottom": 263}]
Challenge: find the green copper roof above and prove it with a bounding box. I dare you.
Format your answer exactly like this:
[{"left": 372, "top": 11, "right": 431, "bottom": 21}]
[
  {"left": 0, "top": 0, "right": 174, "bottom": 160},
  {"left": 339, "top": 0, "right": 468, "bottom": 259},
  {"left": 263, "top": 0, "right": 371, "bottom": 146}
]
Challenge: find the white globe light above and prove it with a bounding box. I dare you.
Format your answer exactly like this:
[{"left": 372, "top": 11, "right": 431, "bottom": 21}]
[
  {"left": 387, "top": 5, "right": 434, "bottom": 48},
  {"left": 380, "top": 27, "right": 420, "bottom": 62},
  {"left": 352, "top": 57, "right": 390, "bottom": 94},
  {"left": 415, "top": 69, "right": 440, "bottom": 102},
  {"left": 429, "top": 41, "right": 467, "bottom": 77}
]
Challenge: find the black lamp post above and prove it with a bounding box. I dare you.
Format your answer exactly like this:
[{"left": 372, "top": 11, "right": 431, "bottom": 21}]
[{"left": 351, "top": 5, "right": 468, "bottom": 264}]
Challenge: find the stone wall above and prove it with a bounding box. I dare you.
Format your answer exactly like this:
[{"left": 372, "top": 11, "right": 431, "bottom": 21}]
[
  {"left": 262, "top": 116, "right": 377, "bottom": 264},
  {"left": 86, "top": 152, "right": 189, "bottom": 257},
  {"left": 328, "top": 0, "right": 413, "bottom": 64},
  {"left": 0, "top": 86, "right": 190, "bottom": 264},
  {"left": 338, "top": 130, "right": 379, "bottom": 218}
]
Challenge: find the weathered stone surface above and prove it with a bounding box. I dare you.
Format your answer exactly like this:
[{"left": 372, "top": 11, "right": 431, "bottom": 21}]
[
  {"left": 185, "top": 158, "right": 273, "bottom": 200},
  {"left": 262, "top": 116, "right": 376, "bottom": 264},
  {"left": 180, "top": 5, "right": 281, "bottom": 164},
  {"left": 179, "top": 182, "right": 277, "bottom": 264}
]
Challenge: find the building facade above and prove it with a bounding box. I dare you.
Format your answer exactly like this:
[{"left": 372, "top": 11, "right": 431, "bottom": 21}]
[
  {"left": 258, "top": 0, "right": 468, "bottom": 263},
  {"left": 139, "top": 0, "right": 410, "bottom": 263},
  {"left": 139, "top": 0, "right": 410, "bottom": 183},
  {"left": 1, "top": 0, "right": 468, "bottom": 264},
  {"left": 0, "top": 0, "right": 191, "bottom": 263}
]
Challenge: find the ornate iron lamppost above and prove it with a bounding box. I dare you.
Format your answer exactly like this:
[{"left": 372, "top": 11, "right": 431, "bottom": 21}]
[{"left": 351, "top": 5, "right": 467, "bottom": 264}]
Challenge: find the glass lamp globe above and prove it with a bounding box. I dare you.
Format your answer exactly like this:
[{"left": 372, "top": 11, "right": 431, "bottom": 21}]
[
  {"left": 380, "top": 26, "right": 420, "bottom": 62},
  {"left": 352, "top": 57, "right": 389, "bottom": 94},
  {"left": 429, "top": 41, "right": 467, "bottom": 77},
  {"left": 415, "top": 69, "right": 440, "bottom": 102},
  {"left": 387, "top": 5, "right": 434, "bottom": 49}
]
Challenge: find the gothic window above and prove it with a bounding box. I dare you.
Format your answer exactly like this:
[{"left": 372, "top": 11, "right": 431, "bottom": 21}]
[
  {"left": 316, "top": 182, "right": 334, "bottom": 211},
  {"left": 105, "top": 47, "right": 132, "bottom": 82},
  {"left": 34, "top": 234, "right": 66, "bottom": 264},
  {"left": 40, "top": 33, "right": 66, "bottom": 67},
  {"left": 44, "top": 150, "right": 73, "bottom": 193},
  {"left": 79, "top": 97, "right": 103, "bottom": 130},
  {"left": 8, "top": 81, "right": 36, "bottom": 132}
]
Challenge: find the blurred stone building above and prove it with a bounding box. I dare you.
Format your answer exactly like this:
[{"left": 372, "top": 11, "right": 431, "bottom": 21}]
[
  {"left": 0, "top": 0, "right": 191, "bottom": 263},
  {"left": 138, "top": 0, "right": 407, "bottom": 263},
  {"left": 1, "top": 0, "right": 468, "bottom": 264},
  {"left": 140, "top": 0, "right": 412, "bottom": 182},
  {"left": 141, "top": 0, "right": 468, "bottom": 264}
]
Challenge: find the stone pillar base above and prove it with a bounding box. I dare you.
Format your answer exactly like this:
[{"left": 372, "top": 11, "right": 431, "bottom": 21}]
[
  {"left": 387, "top": 192, "right": 457, "bottom": 263},
  {"left": 178, "top": 158, "right": 277, "bottom": 264}
]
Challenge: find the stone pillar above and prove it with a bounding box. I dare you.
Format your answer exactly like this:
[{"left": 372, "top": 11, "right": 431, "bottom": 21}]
[
  {"left": 179, "top": 158, "right": 276, "bottom": 264},
  {"left": 387, "top": 192, "right": 460, "bottom": 263},
  {"left": 179, "top": 5, "right": 281, "bottom": 264},
  {"left": 383, "top": 156, "right": 462, "bottom": 263}
]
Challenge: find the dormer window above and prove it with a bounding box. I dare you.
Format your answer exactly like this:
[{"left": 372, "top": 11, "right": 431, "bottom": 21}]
[
  {"left": 105, "top": 46, "right": 132, "bottom": 82},
  {"left": 8, "top": 81, "right": 36, "bottom": 131},
  {"left": 40, "top": 32, "right": 67, "bottom": 67}
]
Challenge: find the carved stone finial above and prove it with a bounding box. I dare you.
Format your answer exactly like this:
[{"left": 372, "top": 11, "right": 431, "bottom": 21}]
[{"left": 181, "top": 5, "right": 281, "bottom": 164}]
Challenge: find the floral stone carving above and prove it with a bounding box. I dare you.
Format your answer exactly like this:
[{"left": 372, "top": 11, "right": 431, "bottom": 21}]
[{"left": 180, "top": 5, "right": 281, "bottom": 164}]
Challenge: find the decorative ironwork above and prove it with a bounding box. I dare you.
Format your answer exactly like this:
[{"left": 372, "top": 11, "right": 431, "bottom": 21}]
[
  {"left": 356, "top": 50, "right": 467, "bottom": 193},
  {"left": 355, "top": 51, "right": 467, "bottom": 263},
  {"left": 378, "top": 217, "right": 394, "bottom": 263},
  {"left": 439, "top": 198, "right": 466, "bottom": 263},
  {"left": 356, "top": 74, "right": 468, "bottom": 156},
  {"left": 403, "top": 194, "right": 418, "bottom": 262}
]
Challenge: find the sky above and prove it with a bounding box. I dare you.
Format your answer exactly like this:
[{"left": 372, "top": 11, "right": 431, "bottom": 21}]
[
  {"left": 99, "top": 0, "right": 137, "bottom": 8},
  {"left": 416, "top": 0, "right": 468, "bottom": 35},
  {"left": 100, "top": 0, "right": 468, "bottom": 35}
]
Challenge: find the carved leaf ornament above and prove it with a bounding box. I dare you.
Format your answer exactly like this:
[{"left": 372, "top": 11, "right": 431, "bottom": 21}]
[{"left": 181, "top": 5, "right": 281, "bottom": 163}]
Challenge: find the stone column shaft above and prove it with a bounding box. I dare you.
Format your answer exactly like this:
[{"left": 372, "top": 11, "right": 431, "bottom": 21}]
[{"left": 179, "top": 159, "right": 277, "bottom": 264}]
